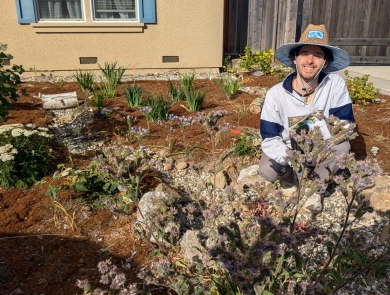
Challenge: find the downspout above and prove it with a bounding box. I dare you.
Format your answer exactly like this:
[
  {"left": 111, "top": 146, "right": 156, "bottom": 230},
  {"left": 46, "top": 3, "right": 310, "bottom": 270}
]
[{"left": 295, "top": 0, "right": 304, "bottom": 41}]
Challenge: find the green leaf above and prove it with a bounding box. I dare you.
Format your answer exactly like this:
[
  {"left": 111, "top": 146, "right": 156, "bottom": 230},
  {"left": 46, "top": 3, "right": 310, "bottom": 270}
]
[
  {"left": 262, "top": 291, "right": 274, "bottom": 295},
  {"left": 174, "top": 259, "right": 187, "bottom": 268},
  {"left": 329, "top": 269, "right": 342, "bottom": 284},
  {"left": 326, "top": 241, "right": 334, "bottom": 256},
  {"left": 291, "top": 251, "right": 303, "bottom": 270},
  {"left": 147, "top": 249, "right": 162, "bottom": 259}
]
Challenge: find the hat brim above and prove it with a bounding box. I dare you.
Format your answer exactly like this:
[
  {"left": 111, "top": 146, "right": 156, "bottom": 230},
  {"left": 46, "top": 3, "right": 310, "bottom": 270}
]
[{"left": 275, "top": 43, "right": 350, "bottom": 72}]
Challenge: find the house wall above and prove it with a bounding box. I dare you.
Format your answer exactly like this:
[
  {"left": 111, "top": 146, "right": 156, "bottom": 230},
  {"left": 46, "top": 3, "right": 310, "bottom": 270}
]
[{"left": 2, "top": 0, "right": 224, "bottom": 77}]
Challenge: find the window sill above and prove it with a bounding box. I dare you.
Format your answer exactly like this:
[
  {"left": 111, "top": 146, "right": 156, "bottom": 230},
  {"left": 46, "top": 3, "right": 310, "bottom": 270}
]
[{"left": 31, "top": 22, "right": 144, "bottom": 33}]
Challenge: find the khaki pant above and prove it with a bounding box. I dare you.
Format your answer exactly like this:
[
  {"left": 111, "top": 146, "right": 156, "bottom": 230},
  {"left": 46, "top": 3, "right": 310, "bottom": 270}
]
[{"left": 259, "top": 141, "right": 351, "bottom": 185}]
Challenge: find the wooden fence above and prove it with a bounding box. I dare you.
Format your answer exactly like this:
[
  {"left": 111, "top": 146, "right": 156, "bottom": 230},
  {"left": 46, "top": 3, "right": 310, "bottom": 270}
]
[{"left": 224, "top": 0, "right": 390, "bottom": 65}]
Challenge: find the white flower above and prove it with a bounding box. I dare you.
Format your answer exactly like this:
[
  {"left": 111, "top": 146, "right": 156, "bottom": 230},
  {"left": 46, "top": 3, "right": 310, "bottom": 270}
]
[
  {"left": 0, "top": 153, "right": 15, "bottom": 162},
  {"left": 26, "top": 123, "right": 35, "bottom": 129},
  {"left": 11, "top": 128, "right": 24, "bottom": 137},
  {"left": 38, "top": 127, "right": 49, "bottom": 132}
]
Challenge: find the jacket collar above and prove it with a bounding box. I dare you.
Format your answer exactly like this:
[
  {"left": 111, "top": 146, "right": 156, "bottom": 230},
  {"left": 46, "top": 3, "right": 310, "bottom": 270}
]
[{"left": 283, "top": 71, "right": 328, "bottom": 93}]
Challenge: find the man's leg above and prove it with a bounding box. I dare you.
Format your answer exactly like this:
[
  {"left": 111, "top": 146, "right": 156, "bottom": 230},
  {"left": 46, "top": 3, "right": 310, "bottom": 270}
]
[
  {"left": 312, "top": 141, "right": 351, "bottom": 180},
  {"left": 259, "top": 153, "right": 296, "bottom": 184}
]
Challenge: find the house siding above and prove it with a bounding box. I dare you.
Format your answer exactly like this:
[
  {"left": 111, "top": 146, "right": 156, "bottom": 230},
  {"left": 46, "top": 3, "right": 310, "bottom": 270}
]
[{"left": 3, "top": 0, "right": 224, "bottom": 76}]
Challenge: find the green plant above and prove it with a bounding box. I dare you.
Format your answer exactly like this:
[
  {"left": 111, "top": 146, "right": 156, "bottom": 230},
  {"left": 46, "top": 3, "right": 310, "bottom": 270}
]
[
  {"left": 238, "top": 46, "right": 274, "bottom": 74},
  {"left": 233, "top": 133, "right": 257, "bottom": 158},
  {"left": 49, "top": 161, "right": 123, "bottom": 210},
  {"left": 0, "top": 124, "right": 53, "bottom": 189},
  {"left": 231, "top": 101, "right": 250, "bottom": 126},
  {"left": 344, "top": 70, "right": 378, "bottom": 105},
  {"left": 142, "top": 94, "right": 172, "bottom": 122},
  {"left": 75, "top": 70, "right": 94, "bottom": 93},
  {"left": 218, "top": 76, "right": 241, "bottom": 100},
  {"left": 222, "top": 55, "right": 237, "bottom": 74},
  {"left": 0, "top": 43, "right": 26, "bottom": 121},
  {"left": 179, "top": 72, "right": 196, "bottom": 94},
  {"left": 167, "top": 79, "right": 184, "bottom": 102},
  {"left": 124, "top": 82, "right": 144, "bottom": 107},
  {"left": 184, "top": 90, "right": 206, "bottom": 112},
  {"left": 98, "top": 61, "right": 125, "bottom": 98},
  {"left": 90, "top": 87, "right": 106, "bottom": 112}
]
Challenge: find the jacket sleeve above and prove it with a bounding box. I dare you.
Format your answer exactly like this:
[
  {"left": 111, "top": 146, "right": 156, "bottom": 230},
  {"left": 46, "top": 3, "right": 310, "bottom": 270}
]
[
  {"left": 329, "top": 75, "right": 355, "bottom": 123},
  {"left": 260, "top": 90, "right": 289, "bottom": 165}
]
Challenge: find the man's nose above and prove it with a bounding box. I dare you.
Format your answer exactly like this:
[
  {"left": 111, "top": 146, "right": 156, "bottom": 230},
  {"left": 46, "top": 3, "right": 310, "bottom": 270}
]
[{"left": 306, "top": 55, "right": 314, "bottom": 63}]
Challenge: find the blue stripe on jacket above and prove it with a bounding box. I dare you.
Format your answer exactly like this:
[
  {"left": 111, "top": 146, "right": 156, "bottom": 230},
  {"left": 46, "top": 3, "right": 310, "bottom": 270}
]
[
  {"left": 260, "top": 119, "right": 284, "bottom": 139},
  {"left": 329, "top": 103, "right": 355, "bottom": 123}
]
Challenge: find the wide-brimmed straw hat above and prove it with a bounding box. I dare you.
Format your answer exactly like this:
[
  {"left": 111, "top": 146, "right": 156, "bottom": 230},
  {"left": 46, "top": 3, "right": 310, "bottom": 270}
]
[{"left": 275, "top": 24, "right": 350, "bottom": 72}]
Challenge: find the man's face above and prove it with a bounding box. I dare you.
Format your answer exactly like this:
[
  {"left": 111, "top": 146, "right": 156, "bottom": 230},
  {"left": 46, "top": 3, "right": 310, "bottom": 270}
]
[{"left": 293, "top": 45, "right": 328, "bottom": 80}]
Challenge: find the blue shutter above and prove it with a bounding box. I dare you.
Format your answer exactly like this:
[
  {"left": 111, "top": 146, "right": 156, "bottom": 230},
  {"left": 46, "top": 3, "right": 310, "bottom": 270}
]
[
  {"left": 139, "top": 0, "right": 156, "bottom": 23},
  {"left": 15, "top": 0, "right": 36, "bottom": 24}
]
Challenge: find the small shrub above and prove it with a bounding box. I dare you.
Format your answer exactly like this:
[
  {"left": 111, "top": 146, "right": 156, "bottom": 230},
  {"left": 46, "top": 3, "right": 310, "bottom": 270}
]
[
  {"left": 234, "top": 133, "right": 257, "bottom": 158},
  {"left": 0, "top": 124, "right": 53, "bottom": 189},
  {"left": 344, "top": 70, "right": 378, "bottom": 105},
  {"left": 75, "top": 70, "right": 94, "bottom": 93},
  {"left": 90, "top": 88, "right": 106, "bottom": 112},
  {"left": 0, "top": 43, "right": 26, "bottom": 121},
  {"left": 221, "top": 55, "right": 237, "bottom": 74},
  {"left": 124, "top": 83, "right": 144, "bottom": 107},
  {"left": 184, "top": 90, "right": 206, "bottom": 112},
  {"left": 143, "top": 94, "right": 172, "bottom": 122},
  {"left": 179, "top": 72, "right": 196, "bottom": 94},
  {"left": 98, "top": 61, "right": 125, "bottom": 98},
  {"left": 218, "top": 75, "right": 241, "bottom": 99},
  {"left": 238, "top": 46, "right": 274, "bottom": 74},
  {"left": 167, "top": 79, "right": 184, "bottom": 102}
]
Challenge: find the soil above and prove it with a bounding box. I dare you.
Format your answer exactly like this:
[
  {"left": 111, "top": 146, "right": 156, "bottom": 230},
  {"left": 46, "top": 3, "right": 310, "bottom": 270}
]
[{"left": 1, "top": 74, "right": 389, "bottom": 295}]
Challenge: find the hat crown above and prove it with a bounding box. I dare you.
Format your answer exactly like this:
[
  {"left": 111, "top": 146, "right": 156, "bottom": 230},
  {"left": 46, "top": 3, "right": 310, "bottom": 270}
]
[{"left": 299, "top": 24, "right": 329, "bottom": 46}]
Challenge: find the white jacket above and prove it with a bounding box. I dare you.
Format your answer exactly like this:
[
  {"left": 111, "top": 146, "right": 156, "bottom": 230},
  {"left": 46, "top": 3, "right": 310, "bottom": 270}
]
[{"left": 260, "top": 72, "right": 355, "bottom": 165}]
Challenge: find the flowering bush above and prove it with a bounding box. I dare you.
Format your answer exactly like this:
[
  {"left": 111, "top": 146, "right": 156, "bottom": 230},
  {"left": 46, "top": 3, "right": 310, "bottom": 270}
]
[
  {"left": 238, "top": 46, "right": 275, "bottom": 75},
  {"left": 344, "top": 70, "right": 379, "bottom": 105},
  {"left": 0, "top": 43, "right": 26, "bottom": 121},
  {"left": 0, "top": 123, "right": 53, "bottom": 188}
]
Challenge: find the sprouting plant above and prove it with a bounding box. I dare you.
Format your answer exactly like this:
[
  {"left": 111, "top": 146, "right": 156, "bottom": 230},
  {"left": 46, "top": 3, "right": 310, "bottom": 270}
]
[
  {"left": 139, "top": 106, "right": 152, "bottom": 132},
  {"left": 344, "top": 70, "right": 378, "bottom": 105},
  {"left": 124, "top": 82, "right": 144, "bottom": 107},
  {"left": 90, "top": 87, "right": 106, "bottom": 112},
  {"left": 184, "top": 90, "right": 206, "bottom": 112},
  {"left": 98, "top": 61, "right": 125, "bottom": 98},
  {"left": 167, "top": 79, "right": 183, "bottom": 102},
  {"left": 130, "top": 126, "right": 149, "bottom": 147},
  {"left": 222, "top": 55, "right": 237, "bottom": 74},
  {"left": 177, "top": 116, "right": 197, "bottom": 154},
  {"left": 179, "top": 72, "right": 196, "bottom": 94},
  {"left": 0, "top": 43, "right": 26, "bottom": 121},
  {"left": 231, "top": 101, "right": 250, "bottom": 126},
  {"left": 165, "top": 113, "right": 178, "bottom": 149},
  {"left": 142, "top": 93, "right": 172, "bottom": 122},
  {"left": 218, "top": 75, "right": 241, "bottom": 100},
  {"left": 75, "top": 70, "right": 94, "bottom": 97},
  {"left": 233, "top": 133, "right": 257, "bottom": 159}
]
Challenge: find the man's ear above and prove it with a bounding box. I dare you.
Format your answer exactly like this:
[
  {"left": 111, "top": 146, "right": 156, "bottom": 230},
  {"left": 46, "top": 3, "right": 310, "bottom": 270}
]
[
  {"left": 292, "top": 58, "right": 297, "bottom": 66},
  {"left": 324, "top": 60, "right": 330, "bottom": 69}
]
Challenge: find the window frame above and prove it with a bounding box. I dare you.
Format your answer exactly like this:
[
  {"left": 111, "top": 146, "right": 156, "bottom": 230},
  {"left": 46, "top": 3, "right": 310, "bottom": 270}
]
[
  {"left": 34, "top": 0, "right": 86, "bottom": 22},
  {"left": 91, "top": 0, "right": 139, "bottom": 22}
]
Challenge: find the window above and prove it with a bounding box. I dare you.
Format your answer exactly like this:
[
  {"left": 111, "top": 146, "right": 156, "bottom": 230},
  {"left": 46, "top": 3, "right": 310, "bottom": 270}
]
[
  {"left": 92, "top": 0, "right": 137, "bottom": 21},
  {"left": 36, "top": 0, "right": 83, "bottom": 21},
  {"left": 15, "top": 0, "right": 156, "bottom": 24}
]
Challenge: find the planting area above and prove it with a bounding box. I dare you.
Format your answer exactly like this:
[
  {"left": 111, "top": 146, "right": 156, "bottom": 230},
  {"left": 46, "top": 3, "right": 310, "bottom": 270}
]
[{"left": 1, "top": 73, "right": 390, "bottom": 294}]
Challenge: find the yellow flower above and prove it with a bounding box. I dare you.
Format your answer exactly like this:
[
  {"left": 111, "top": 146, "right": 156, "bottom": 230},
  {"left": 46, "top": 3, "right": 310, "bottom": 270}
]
[
  {"left": 241, "top": 68, "right": 246, "bottom": 71},
  {"left": 121, "top": 191, "right": 126, "bottom": 196},
  {"left": 255, "top": 51, "right": 259, "bottom": 55}
]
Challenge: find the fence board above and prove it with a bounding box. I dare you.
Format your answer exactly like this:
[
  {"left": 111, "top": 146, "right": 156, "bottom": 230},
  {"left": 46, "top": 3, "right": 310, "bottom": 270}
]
[{"left": 223, "top": 0, "right": 390, "bottom": 64}]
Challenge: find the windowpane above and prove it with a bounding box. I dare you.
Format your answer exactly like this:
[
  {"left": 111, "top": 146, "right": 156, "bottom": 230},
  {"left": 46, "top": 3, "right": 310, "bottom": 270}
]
[
  {"left": 93, "top": 0, "right": 136, "bottom": 20},
  {"left": 37, "top": 0, "right": 83, "bottom": 20}
]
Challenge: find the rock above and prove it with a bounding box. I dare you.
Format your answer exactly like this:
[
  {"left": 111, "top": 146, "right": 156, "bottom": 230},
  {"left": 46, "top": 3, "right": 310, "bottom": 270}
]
[
  {"left": 361, "top": 175, "right": 390, "bottom": 214},
  {"left": 155, "top": 183, "right": 188, "bottom": 202},
  {"left": 176, "top": 161, "right": 188, "bottom": 170},
  {"left": 209, "top": 170, "right": 228, "bottom": 189},
  {"left": 135, "top": 191, "right": 185, "bottom": 246},
  {"left": 180, "top": 230, "right": 211, "bottom": 264},
  {"left": 303, "top": 193, "right": 323, "bottom": 214},
  {"left": 163, "top": 157, "right": 175, "bottom": 171}
]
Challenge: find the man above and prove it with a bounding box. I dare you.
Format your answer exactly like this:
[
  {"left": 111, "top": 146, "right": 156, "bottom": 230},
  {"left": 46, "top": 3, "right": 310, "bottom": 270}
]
[{"left": 259, "top": 24, "right": 355, "bottom": 213}]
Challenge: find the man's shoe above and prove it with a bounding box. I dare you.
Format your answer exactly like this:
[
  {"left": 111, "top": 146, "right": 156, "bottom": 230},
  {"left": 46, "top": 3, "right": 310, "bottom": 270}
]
[{"left": 304, "top": 193, "right": 323, "bottom": 214}]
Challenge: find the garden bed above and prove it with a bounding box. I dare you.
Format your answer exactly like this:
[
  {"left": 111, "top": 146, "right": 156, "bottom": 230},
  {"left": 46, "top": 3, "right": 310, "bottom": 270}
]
[{"left": 1, "top": 72, "right": 390, "bottom": 294}]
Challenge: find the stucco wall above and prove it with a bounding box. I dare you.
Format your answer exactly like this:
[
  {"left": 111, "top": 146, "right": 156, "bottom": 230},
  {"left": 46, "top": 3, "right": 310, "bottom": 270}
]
[{"left": 1, "top": 0, "right": 224, "bottom": 77}]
